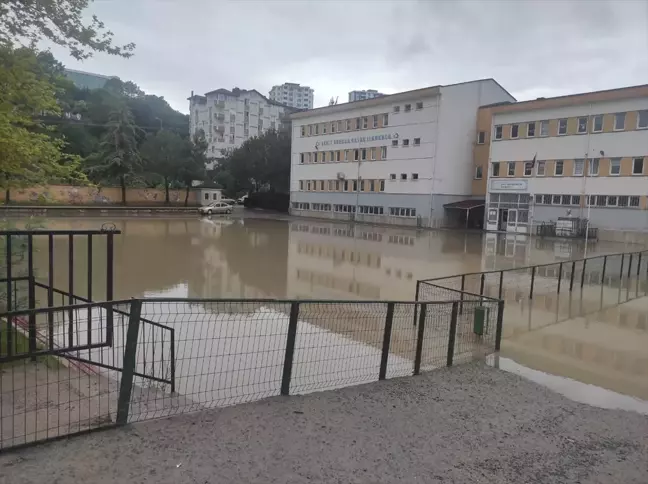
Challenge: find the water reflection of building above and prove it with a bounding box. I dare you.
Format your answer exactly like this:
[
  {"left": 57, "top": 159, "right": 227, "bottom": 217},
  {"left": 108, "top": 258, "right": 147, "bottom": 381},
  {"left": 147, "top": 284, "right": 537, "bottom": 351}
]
[{"left": 287, "top": 221, "right": 484, "bottom": 300}]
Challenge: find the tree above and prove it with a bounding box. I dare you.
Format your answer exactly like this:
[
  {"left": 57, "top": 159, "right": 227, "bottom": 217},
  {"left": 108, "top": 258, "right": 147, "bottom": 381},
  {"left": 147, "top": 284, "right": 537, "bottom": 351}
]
[
  {"left": 86, "top": 104, "right": 142, "bottom": 204},
  {"left": 178, "top": 131, "right": 207, "bottom": 206},
  {"left": 0, "top": 46, "right": 84, "bottom": 201},
  {"left": 0, "top": 0, "right": 135, "bottom": 60},
  {"left": 140, "top": 130, "right": 185, "bottom": 204}
]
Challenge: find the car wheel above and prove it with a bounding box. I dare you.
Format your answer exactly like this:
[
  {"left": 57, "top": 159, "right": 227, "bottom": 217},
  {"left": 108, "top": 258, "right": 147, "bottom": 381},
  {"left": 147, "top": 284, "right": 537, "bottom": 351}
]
[{"left": 207, "top": 210, "right": 212, "bottom": 215}]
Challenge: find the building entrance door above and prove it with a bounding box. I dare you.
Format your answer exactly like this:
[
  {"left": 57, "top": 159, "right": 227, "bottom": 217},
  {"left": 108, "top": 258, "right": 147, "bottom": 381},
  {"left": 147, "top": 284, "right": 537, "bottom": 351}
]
[{"left": 507, "top": 209, "right": 518, "bottom": 232}]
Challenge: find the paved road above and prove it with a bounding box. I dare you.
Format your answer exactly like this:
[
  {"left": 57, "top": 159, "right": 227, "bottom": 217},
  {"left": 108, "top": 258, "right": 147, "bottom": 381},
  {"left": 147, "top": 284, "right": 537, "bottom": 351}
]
[{"left": 1, "top": 363, "right": 647, "bottom": 484}]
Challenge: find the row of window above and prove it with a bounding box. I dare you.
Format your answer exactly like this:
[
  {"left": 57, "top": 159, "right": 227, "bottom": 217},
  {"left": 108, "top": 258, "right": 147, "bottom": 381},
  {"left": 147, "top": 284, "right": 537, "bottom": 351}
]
[
  {"left": 300, "top": 147, "right": 388, "bottom": 163},
  {"left": 484, "top": 110, "right": 648, "bottom": 142},
  {"left": 300, "top": 114, "right": 389, "bottom": 137},
  {"left": 298, "top": 100, "right": 426, "bottom": 137},
  {"left": 299, "top": 179, "right": 386, "bottom": 192},
  {"left": 291, "top": 203, "right": 417, "bottom": 217},
  {"left": 484, "top": 157, "right": 646, "bottom": 178},
  {"left": 533, "top": 194, "right": 641, "bottom": 208}
]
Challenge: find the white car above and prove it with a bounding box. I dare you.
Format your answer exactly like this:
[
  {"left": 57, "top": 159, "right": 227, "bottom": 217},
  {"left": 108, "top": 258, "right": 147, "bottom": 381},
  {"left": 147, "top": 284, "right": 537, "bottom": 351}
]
[
  {"left": 198, "top": 202, "right": 233, "bottom": 216},
  {"left": 220, "top": 198, "right": 237, "bottom": 205}
]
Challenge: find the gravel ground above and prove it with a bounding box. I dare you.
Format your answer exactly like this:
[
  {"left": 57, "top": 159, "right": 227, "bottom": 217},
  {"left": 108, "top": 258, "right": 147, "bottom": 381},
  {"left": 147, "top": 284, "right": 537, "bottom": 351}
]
[{"left": 1, "top": 363, "right": 647, "bottom": 484}]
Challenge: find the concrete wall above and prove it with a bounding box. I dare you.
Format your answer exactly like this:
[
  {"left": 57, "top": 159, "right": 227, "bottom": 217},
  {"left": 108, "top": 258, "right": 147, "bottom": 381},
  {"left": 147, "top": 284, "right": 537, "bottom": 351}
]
[{"left": 1, "top": 185, "right": 199, "bottom": 205}]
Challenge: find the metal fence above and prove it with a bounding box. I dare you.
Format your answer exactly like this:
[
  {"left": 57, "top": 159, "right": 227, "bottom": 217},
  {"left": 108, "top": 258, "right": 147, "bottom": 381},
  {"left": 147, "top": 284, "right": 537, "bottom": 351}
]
[
  {"left": 0, "top": 296, "right": 502, "bottom": 451},
  {"left": 417, "top": 249, "right": 648, "bottom": 338}
]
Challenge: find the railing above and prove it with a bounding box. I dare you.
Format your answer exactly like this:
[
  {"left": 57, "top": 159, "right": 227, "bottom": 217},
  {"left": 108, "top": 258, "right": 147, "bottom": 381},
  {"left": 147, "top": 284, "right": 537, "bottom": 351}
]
[
  {"left": 417, "top": 249, "right": 648, "bottom": 339},
  {"left": 0, "top": 296, "right": 502, "bottom": 450}
]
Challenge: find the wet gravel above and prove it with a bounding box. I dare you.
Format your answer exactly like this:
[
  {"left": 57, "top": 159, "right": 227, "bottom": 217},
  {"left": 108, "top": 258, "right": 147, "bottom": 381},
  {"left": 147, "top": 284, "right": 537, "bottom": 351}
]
[{"left": 1, "top": 363, "right": 647, "bottom": 484}]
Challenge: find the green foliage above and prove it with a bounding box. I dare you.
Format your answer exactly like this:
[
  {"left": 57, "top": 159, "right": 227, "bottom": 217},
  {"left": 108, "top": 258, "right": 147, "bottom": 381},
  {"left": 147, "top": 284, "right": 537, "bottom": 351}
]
[
  {"left": 214, "top": 129, "right": 290, "bottom": 196},
  {"left": 140, "top": 129, "right": 186, "bottom": 203},
  {"left": 0, "top": 0, "right": 135, "bottom": 60},
  {"left": 0, "top": 46, "right": 85, "bottom": 190},
  {"left": 85, "top": 104, "right": 142, "bottom": 203}
]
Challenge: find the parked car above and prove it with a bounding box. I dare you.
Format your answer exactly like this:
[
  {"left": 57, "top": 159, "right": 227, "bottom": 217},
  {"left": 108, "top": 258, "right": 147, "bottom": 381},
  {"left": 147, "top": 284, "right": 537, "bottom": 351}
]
[
  {"left": 198, "top": 202, "right": 233, "bottom": 216},
  {"left": 237, "top": 195, "right": 248, "bottom": 205},
  {"left": 220, "top": 198, "right": 236, "bottom": 205}
]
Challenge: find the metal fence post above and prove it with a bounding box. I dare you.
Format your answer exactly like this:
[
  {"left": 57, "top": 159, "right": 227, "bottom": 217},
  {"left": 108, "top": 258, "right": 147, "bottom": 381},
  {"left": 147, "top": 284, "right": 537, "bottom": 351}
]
[
  {"left": 459, "top": 274, "right": 466, "bottom": 315},
  {"left": 446, "top": 302, "right": 459, "bottom": 366},
  {"left": 569, "top": 261, "right": 575, "bottom": 292},
  {"left": 27, "top": 234, "right": 37, "bottom": 358},
  {"left": 413, "top": 304, "right": 427, "bottom": 375},
  {"left": 619, "top": 254, "right": 625, "bottom": 287},
  {"left": 116, "top": 299, "right": 142, "bottom": 426},
  {"left": 5, "top": 234, "right": 13, "bottom": 355},
  {"left": 601, "top": 255, "right": 607, "bottom": 286},
  {"left": 479, "top": 273, "right": 485, "bottom": 299},
  {"left": 413, "top": 280, "right": 420, "bottom": 326},
  {"left": 636, "top": 252, "right": 642, "bottom": 278},
  {"left": 379, "top": 302, "right": 395, "bottom": 380},
  {"left": 498, "top": 271, "right": 504, "bottom": 300},
  {"left": 627, "top": 253, "right": 633, "bottom": 281},
  {"left": 495, "top": 300, "right": 505, "bottom": 351},
  {"left": 529, "top": 266, "right": 536, "bottom": 300},
  {"left": 281, "top": 302, "right": 300, "bottom": 395},
  {"left": 169, "top": 328, "right": 176, "bottom": 393},
  {"left": 106, "top": 232, "right": 114, "bottom": 345},
  {"left": 580, "top": 259, "right": 587, "bottom": 289},
  {"left": 557, "top": 262, "right": 563, "bottom": 294}
]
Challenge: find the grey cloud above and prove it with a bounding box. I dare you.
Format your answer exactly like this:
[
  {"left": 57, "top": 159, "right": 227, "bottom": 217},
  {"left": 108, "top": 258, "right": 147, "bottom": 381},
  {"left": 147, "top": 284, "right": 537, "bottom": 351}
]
[{"left": 46, "top": 0, "right": 647, "bottom": 112}]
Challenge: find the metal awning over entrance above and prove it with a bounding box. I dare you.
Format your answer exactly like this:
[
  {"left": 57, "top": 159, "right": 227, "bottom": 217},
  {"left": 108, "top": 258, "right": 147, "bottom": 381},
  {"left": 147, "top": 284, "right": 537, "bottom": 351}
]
[
  {"left": 443, "top": 199, "right": 485, "bottom": 210},
  {"left": 443, "top": 199, "right": 485, "bottom": 229}
]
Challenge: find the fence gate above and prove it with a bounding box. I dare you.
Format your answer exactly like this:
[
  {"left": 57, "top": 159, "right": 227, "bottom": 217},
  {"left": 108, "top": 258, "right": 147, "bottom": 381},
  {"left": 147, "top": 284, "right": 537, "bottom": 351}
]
[{"left": 0, "top": 228, "right": 174, "bottom": 451}]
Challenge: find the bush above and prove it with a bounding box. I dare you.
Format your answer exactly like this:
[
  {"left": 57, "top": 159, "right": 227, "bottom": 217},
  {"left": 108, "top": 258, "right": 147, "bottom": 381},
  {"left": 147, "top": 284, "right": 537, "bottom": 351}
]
[{"left": 243, "top": 192, "right": 289, "bottom": 212}]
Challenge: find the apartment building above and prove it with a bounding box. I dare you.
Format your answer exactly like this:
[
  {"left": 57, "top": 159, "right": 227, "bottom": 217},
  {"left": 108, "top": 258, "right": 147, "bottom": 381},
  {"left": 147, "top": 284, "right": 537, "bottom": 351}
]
[
  {"left": 269, "top": 83, "right": 314, "bottom": 109},
  {"left": 189, "top": 88, "right": 295, "bottom": 167},
  {"left": 472, "top": 85, "right": 648, "bottom": 234},
  {"left": 289, "top": 79, "right": 515, "bottom": 228},
  {"left": 348, "top": 89, "right": 384, "bottom": 102}
]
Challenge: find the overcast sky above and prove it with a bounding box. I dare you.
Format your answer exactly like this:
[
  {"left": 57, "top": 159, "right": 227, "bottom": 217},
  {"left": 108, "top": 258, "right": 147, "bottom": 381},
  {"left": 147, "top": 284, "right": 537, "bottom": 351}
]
[{"left": 45, "top": 0, "right": 648, "bottom": 113}]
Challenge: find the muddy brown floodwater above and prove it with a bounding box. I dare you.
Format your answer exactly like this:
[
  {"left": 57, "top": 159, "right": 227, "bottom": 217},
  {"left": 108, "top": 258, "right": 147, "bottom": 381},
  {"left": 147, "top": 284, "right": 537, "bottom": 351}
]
[{"left": 25, "top": 215, "right": 648, "bottom": 409}]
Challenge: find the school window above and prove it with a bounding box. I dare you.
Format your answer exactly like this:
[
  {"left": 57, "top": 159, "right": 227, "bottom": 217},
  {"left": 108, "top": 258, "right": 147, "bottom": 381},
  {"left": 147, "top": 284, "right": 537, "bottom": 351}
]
[
  {"left": 618, "top": 196, "right": 629, "bottom": 207},
  {"left": 574, "top": 159, "right": 584, "bottom": 176},
  {"left": 633, "top": 157, "right": 644, "bottom": 175},
  {"left": 492, "top": 162, "right": 500, "bottom": 177},
  {"left": 507, "top": 162, "right": 515, "bottom": 176},
  {"left": 352, "top": 180, "right": 358, "bottom": 191},
  {"left": 338, "top": 121, "right": 343, "bottom": 132},
  {"left": 630, "top": 196, "right": 640, "bottom": 207},
  {"left": 610, "top": 158, "right": 621, "bottom": 175},
  {"left": 354, "top": 149, "right": 359, "bottom": 161},
  {"left": 381, "top": 146, "right": 387, "bottom": 158},
  {"left": 307, "top": 181, "right": 311, "bottom": 191},
  {"left": 412, "top": 173, "right": 419, "bottom": 180},
  {"left": 335, "top": 180, "right": 340, "bottom": 191},
  {"left": 390, "top": 173, "right": 396, "bottom": 180},
  {"left": 416, "top": 102, "right": 423, "bottom": 110},
  {"left": 380, "top": 180, "right": 385, "bottom": 191},
  {"left": 322, "top": 152, "right": 327, "bottom": 162},
  {"left": 373, "top": 115, "right": 378, "bottom": 128},
  {"left": 527, "top": 122, "right": 535, "bottom": 137},
  {"left": 344, "top": 150, "right": 348, "bottom": 161},
  {"left": 313, "top": 152, "right": 318, "bottom": 163},
  {"left": 524, "top": 162, "right": 533, "bottom": 176},
  {"left": 360, "top": 148, "right": 366, "bottom": 160},
  {"left": 511, "top": 124, "right": 519, "bottom": 138},
  {"left": 543, "top": 195, "right": 552, "bottom": 205},
  {"left": 328, "top": 180, "right": 334, "bottom": 191},
  {"left": 402, "top": 139, "right": 410, "bottom": 147},
  {"left": 308, "top": 125, "right": 313, "bottom": 135},
  {"left": 362, "top": 117, "right": 368, "bottom": 129},
  {"left": 607, "top": 196, "right": 618, "bottom": 207},
  {"left": 413, "top": 138, "right": 421, "bottom": 146},
  {"left": 571, "top": 196, "right": 581, "bottom": 206},
  {"left": 638, "top": 110, "right": 648, "bottom": 129},
  {"left": 561, "top": 195, "right": 571, "bottom": 205},
  {"left": 370, "top": 147, "right": 376, "bottom": 160},
  {"left": 401, "top": 173, "right": 407, "bottom": 180},
  {"left": 577, "top": 117, "right": 588, "bottom": 133},
  {"left": 588, "top": 158, "right": 599, "bottom": 176},
  {"left": 477, "top": 131, "right": 485, "bottom": 144},
  {"left": 383, "top": 114, "right": 389, "bottom": 126},
  {"left": 315, "top": 124, "right": 319, "bottom": 135},
  {"left": 319, "top": 180, "right": 325, "bottom": 190},
  {"left": 344, "top": 180, "right": 349, "bottom": 191},
  {"left": 558, "top": 119, "right": 567, "bottom": 135},
  {"left": 392, "top": 139, "right": 398, "bottom": 147},
  {"left": 475, "top": 166, "right": 483, "bottom": 179},
  {"left": 300, "top": 126, "right": 305, "bottom": 137},
  {"left": 404, "top": 104, "right": 412, "bottom": 112},
  {"left": 331, "top": 122, "right": 336, "bottom": 133},
  {"left": 540, "top": 120, "right": 549, "bottom": 136},
  {"left": 614, "top": 112, "right": 626, "bottom": 130},
  {"left": 300, "top": 153, "right": 304, "bottom": 164},
  {"left": 369, "top": 180, "right": 375, "bottom": 192},
  {"left": 553, "top": 195, "right": 561, "bottom": 205},
  {"left": 495, "top": 125, "right": 503, "bottom": 140},
  {"left": 555, "top": 160, "right": 564, "bottom": 176},
  {"left": 346, "top": 119, "right": 351, "bottom": 130},
  {"left": 361, "top": 180, "right": 366, "bottom": 191},
  {"left": 355, "top": 118, "right": 361, "bottom": 129},
  {"left": 323, "top": 124, "right": 327, "bottom": 134},
  {"left": 394, "top": 106, "right": 400, "bottom": 113},
  {"left": 204, "top": 193, "right": 209, "bottom": 200},
  {"left": 329, "top": 151, "right": 335, "bottom": 162},
  {"left": 592, "top": 115, "right": 603, "bottom": 132}
]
